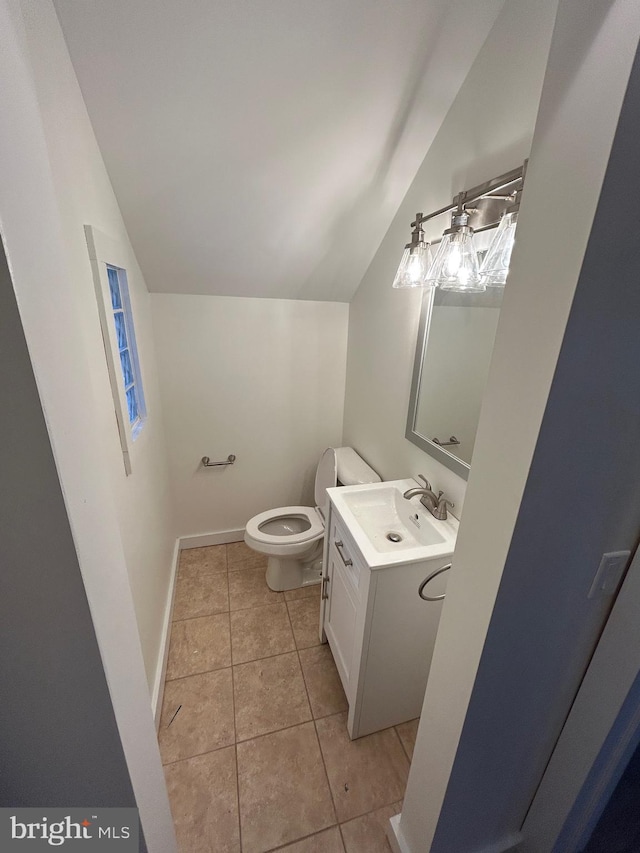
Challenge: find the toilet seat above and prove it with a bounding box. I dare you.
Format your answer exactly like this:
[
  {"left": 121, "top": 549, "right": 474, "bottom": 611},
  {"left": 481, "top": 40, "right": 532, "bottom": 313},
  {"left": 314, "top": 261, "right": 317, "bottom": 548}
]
[
  {"left": 243, "top": 448, "right": 380, "bottom": 589},
  {"left": 245, "top": 506, "right": 324, "bottom": 556}
]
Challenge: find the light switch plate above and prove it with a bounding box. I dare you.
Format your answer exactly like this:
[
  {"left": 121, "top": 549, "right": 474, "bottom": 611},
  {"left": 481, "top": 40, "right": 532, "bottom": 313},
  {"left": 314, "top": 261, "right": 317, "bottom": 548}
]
[{"left": 588, "top": 550, "right": 631, "bottom": 599}]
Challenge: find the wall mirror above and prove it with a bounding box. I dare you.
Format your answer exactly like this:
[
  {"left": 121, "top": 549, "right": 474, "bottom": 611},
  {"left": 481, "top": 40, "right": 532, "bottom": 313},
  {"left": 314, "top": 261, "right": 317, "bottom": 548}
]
[{"left": 406, "top": 232, "right": 503, "bottom": 479}]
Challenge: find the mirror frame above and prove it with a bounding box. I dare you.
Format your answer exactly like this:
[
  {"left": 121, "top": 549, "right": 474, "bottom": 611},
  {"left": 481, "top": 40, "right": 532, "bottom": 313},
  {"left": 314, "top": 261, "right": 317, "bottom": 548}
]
[{"left": 405, "top": 287, "right": 471, "bottom": 480}]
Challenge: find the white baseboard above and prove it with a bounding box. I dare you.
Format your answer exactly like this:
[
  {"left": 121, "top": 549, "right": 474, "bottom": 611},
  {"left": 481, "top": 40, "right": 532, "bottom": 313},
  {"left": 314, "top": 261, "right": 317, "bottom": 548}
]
[
  {"left": 151, "top": 538, "right": 181, "bottom": 728},
  {"left": 386, "top": 815, "right": 520, "bottom": 853},
  {"left": 387, "top": 814, "right": 410, "bottom": 853},
  {"left": 179, "top": 528, "right": 245, "bottom": 549},
  {"left": 150, "top": 529, "right": 246, "bottom": 726}
]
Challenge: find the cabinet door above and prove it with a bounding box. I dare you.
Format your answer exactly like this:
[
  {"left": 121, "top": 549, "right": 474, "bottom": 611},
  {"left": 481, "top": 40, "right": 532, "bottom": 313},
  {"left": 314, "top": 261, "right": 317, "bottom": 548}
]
[
  {"left": 325, "top": 546, "right": 358, "bottom": 695},
  {"left": 356, "top": 559, "right": 449, "bottom": 736}
]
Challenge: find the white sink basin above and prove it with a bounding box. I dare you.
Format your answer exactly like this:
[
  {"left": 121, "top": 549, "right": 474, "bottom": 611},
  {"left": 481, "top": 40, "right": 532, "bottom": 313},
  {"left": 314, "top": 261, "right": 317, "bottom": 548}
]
[{"left": 327, "top": 479, "right": 458, "bottom": 568}]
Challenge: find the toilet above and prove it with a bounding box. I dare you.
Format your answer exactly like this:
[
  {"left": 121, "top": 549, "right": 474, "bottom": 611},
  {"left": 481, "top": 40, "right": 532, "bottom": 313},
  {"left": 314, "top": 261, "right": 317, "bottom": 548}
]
[{"left": 244, "top": 447, "right": 381, "bottom": 591}]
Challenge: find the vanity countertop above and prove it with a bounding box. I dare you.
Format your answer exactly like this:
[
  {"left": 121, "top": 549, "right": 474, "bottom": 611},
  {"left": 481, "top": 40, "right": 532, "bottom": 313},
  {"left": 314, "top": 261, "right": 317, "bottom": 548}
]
[{"left": 327, "top": 478, "right": 458, "bottom": 569}]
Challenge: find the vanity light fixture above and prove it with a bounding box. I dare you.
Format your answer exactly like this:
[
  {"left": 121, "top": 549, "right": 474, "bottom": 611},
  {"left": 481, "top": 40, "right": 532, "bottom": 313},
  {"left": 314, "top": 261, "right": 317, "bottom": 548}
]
[
  {"left": 479, "top": 165, "right": 525, "bottom": 287},
  {"left": 427, "top": 204, "right": 484, "bottom": 291},
  {"left": 393, "top": 161, "right": 527, "bottom": 292},
  {"left": 479, "top": 209, "right": 518, "bottom": 287},
  {"left": 392, "top": 213, "right": 433, "bottom": 288}
]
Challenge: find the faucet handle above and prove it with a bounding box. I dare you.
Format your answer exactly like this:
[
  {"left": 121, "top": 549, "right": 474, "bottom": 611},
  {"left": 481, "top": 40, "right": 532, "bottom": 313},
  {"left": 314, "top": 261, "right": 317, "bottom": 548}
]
[
  {"left": 436, "top": 489, "right": 454, "bottom": 507},
  {"left": 418, "top": 474, "right": 432, "bottom": 491},
  {"left": 433, "top": 492, "right": 455, "bottom": 520}
]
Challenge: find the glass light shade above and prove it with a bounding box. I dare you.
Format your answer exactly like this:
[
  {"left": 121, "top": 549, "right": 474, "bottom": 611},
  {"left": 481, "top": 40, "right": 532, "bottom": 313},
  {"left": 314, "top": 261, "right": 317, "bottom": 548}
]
[
  {"left": 480, "top": 210, "right": 518, "bottom": 287},
  {"left": 427, "top": 227, "right": 484, "bottom": 292},
  {"left": 392, "top": 242, "right": 433, "bottom": 288}
]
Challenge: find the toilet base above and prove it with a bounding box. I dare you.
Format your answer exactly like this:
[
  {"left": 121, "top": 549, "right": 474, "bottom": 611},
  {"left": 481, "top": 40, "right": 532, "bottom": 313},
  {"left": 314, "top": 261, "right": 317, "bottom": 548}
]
[{"left": 265, "top": 551, "right": 323, "bottom": 592}]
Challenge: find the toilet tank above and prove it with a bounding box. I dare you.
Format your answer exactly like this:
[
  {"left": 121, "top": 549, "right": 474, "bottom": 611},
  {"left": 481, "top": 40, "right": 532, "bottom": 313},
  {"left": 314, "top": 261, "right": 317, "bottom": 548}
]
[
  {"left": 314, "top": 447, "right": 380, "bottom": 514},
  {"left": 335, "top": 447, "right": 381, "bottom": 486}
]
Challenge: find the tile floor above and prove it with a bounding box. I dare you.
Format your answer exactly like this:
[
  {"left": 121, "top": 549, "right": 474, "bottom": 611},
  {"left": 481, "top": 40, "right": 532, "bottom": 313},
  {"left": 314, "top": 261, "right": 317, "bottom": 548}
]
[{"left": 159, "top": 542, "right": 419, "bottom": 853}]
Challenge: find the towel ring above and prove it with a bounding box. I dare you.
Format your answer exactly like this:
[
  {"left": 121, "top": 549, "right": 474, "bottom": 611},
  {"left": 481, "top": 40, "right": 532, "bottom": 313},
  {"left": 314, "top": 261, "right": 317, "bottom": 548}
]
[{"left": 418, "top": 563, "right": 452, "bottom": 601}]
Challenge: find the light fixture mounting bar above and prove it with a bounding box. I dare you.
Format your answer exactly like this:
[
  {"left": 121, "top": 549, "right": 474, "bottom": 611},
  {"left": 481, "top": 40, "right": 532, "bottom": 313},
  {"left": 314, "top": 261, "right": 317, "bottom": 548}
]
[{"left": 415, "top": 161, "right": 526, "bottom": 228}]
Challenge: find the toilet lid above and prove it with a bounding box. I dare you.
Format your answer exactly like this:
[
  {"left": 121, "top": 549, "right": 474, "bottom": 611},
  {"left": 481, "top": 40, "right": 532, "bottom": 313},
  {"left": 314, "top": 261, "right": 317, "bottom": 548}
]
[{"left": 315, "top": 448, "right": 338, "bottom": 508}]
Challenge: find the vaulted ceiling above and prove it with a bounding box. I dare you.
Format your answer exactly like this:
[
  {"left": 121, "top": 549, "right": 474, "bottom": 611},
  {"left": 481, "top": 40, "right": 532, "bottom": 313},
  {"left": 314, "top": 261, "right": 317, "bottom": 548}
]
[{"left": 53, "top": 0, "right": 504, "bottom": 301}]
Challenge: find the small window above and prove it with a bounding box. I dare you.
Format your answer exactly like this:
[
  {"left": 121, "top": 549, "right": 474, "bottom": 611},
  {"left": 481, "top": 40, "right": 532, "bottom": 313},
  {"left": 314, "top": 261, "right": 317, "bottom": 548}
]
[
  {"left": 86, "top": 224, "right": 147, "bottom": 475},
  {"left": 106, "top": 265, "right": 146, "bottom": 438}
]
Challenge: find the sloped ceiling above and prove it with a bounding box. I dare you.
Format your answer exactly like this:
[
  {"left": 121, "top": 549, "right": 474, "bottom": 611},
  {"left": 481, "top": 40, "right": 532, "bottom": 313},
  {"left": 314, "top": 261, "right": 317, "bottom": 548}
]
[{"left": 53, "top": 0, "right": 504, "bottom": 301}]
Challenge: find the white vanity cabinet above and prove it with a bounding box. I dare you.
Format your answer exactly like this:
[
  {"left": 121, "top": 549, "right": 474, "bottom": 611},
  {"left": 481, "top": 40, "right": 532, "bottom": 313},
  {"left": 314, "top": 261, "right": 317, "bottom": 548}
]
[
  {"left": 322, "top": 517, "right": 366, "bottom": 692},
  {"left": 320, "top": 495, "right": 453, "bottom": 740}
]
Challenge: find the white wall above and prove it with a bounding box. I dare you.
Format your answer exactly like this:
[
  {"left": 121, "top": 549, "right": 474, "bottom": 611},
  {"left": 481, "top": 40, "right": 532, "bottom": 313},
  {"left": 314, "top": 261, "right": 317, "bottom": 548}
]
[
  {"left": 19, "top": 0, "right": 175, "bottom": 691},
  {"left": 343, "top": 0, "right": 558, "bottom": 514},
  {"left": 0, "top": 0, "right": 176, "bottom": 848},
  {"left": 397, "top": 1, "right": 640, "bottom": 851},
  {"left": 152, "top": 294, "right": 349, "bottom": 536}
]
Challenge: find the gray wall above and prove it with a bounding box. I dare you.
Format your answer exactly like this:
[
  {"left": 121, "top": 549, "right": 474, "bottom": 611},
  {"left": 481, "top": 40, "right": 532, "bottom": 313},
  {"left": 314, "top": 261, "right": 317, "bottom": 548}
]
[
  {"left": 0, "top": 241, "right": 136, "bottom": 810},
  {"left": 430, "top": 36, "right": 640, "bottom": 852}
]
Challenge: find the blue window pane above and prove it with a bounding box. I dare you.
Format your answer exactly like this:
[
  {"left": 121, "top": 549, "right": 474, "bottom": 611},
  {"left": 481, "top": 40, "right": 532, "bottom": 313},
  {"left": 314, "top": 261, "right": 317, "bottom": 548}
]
[
  {"left": 114, "top": 311, "right": 127, "bottom": 350},
  {"left": 120, "top": 349, "right": 134, "bottom": 387},
  {"left": 107, "top": 267, "right": 122, "bottom": 309},
  {"left": 103, "top": 261, "right": 146, "bottom": 436},
  {"left": 126, "top": 386, "right": 139, "bottom": 424}
]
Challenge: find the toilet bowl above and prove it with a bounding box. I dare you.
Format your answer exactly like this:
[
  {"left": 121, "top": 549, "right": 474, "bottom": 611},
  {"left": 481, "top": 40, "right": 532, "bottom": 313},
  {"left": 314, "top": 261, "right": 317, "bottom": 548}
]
[{"left": 244, "top": 447, "right": 380, "bottom": 591}]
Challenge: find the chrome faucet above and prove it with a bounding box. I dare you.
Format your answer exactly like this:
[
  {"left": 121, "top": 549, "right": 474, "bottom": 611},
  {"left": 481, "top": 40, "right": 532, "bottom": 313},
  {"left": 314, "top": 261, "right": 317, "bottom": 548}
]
[{"left": 403, "top": 475, "right": 454, "bottom": 521}]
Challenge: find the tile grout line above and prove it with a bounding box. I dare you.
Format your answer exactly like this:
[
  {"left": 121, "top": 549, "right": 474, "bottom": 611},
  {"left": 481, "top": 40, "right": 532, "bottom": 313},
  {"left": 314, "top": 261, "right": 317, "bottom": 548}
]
[
  {"left": 171, "top": 609, "right": 230, "bottom": 625},
  {"left": 172, "top": 572, "right": 230, "bottom": 621},
  {"left": 312, "top": 708, "right": 411, "bottom": 826},
  {"left": 170, "top": 552, "right": 409, "bottom": 849},
  {"left": 313, "top": 715, "right": 342, "bottom": 827},
  {"left": 396, "top": 727, "right": 413, "bottom": 764},
  {"left": 290, "top": 605, "right": 314, "bottom": 726},
  {"left": 229, "top": 635, "right": 244, "bottom": 853},
  {"left": 170, "top": 593, "right": 292, "bottom": 625},
  {"left": 229, "top": 600, "right": 296, "bottom": 667},
  {"left": 390, "top": 724, "right": 413, "bottom": 774},
  {"left": 160, "top": 700, "right": 361, "bottom": 767},
  {"left": 167, "top": 593, "right": 321, "bottom": 679},
  {"left": 165, "top": 664, "right": 231, "bottom": 684},
  {"left": 239, "top": 588, "right": 300, "bottom": 852},
  {"left": 227, "top": 598, "right": 285, "bottom": 613},
  {"left": 175, "top": 571, "right": 229, "bottom": 578},
  {"left": 264, "top": 826, "right": 344, "bottom": 853},
  {"left": 231, "top": 643, "right": 297, "bottom": 670},
  {"left": 161, "top": 713, "right": 346, "bottom": 769},
  {"left": 165, "top": 617, "right": 231, "bottom": 682},
  {"left": 165, "top": 637, "right": 321, "bottom": 684},
  {"left": 162, "top": 733, "right": 403, "bottom": 823},
  {"left": 171, "top": 589, "right": 290, "bottom": 622},
  {"left": 161, "top": 707, "right": 409, "bottom": 814},
  {"left": 282, "top": 612, "right": 346, "bottom": 850},
  {"left": 297, "top": 627, "right": 341, "bottom": 830},
  {"left": 167, "top": 546, "right": 309, "bottom": 850},
  {"left": 162, "top": 725, "right": 399, "bottom": 847},
  {"left": 161, "top": 742, "right": 235, "bottom": 769},
  {"left": 248, "top": 600, "right": 335, "bottom": 848},
  {"left": 236, "top": 738, "right": 243, "bottom": 853}
]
